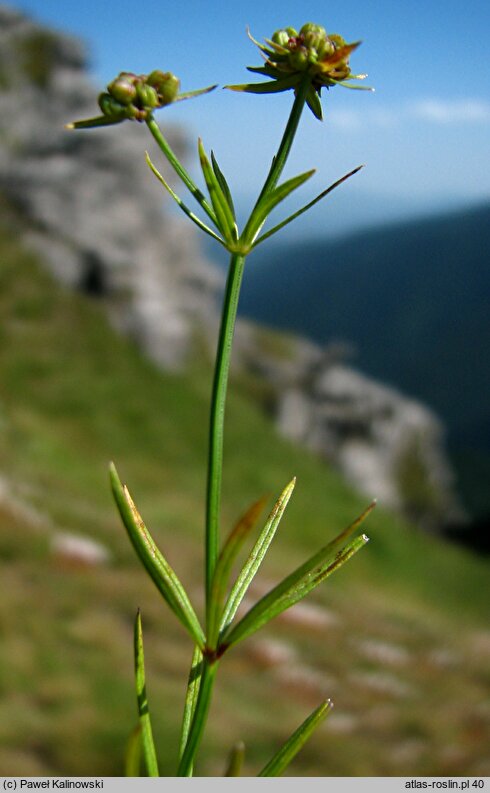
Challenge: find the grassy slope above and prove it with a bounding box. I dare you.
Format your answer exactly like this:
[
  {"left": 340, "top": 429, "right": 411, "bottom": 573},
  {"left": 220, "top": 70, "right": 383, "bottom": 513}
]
[{"left": 0, "top": 228, "right": 489, "bottom": 776}]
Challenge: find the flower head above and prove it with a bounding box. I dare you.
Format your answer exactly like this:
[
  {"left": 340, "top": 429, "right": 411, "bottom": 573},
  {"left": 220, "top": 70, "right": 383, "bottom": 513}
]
[
  {"left": 227, "top": 23, "right": 373, "bottom": 119},
  {"left": 67, "top": 71, "right": 216, "bottom": 130}
]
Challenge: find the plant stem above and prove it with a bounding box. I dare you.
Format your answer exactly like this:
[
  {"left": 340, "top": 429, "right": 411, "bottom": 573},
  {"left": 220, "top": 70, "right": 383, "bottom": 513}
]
[
  {"left": 145, "top": 116, "right": 217, "bottom": 224},
  {"left": 183, "top": 76, "right": 313, "bottom": 772},
  {"left": 177, "top": 658, "right": 218, "bottom": 776},
  {"left": 254, "top": 75, "right": 312, "bottom": 205},
  {"left": 205, "top": 82, "right": 311, "bottom": 606},
  {"left": 205, "top": 252, "right": 246, "bottom": 606}
]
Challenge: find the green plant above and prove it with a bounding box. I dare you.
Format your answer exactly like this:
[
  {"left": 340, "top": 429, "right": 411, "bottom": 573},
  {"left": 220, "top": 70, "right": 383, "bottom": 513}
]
[{"left": 68, "top": 22, "right": 375, "bottom": 777}]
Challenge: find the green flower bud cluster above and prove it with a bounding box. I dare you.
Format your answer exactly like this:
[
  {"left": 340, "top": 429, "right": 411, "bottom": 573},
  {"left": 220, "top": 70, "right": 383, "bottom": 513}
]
[
  {"left": 269, "top": 23, "right": 356, "bottom": 86},
  {"left": 98, "top": 70, "right": 181, "bottom": 122},
  {"left": 227, "top": 22, "right": 370, "bottom": 120}
]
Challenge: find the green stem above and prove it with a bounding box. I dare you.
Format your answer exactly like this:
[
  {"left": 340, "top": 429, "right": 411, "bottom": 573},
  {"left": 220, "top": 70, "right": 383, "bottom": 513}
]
[
  {"left": 205, "top": 252, "right": 246, "bottom": 606},
  {"left": 176, "top": 76, "right": 312, "bottom": 774},
  {"left": 177, "top": 659, "right": 218, "bottom": 776},
  {"left": 254, "top": 75, "right": 312, "bottom": 205},
  {"left": 204, "top": 81, "right": 311, "bottom": 606},
  {"left": 145, "top": 116, "right": 217, "bottom": 225}
]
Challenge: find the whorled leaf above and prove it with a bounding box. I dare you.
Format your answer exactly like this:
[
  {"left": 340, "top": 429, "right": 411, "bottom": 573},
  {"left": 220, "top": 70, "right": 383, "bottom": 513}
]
[
  {"left": 211, "top": 151, "right": 236, "bottom": 221},
  {"left": 145, "top": 116, "right": 218, "bottom": 227},
  {"left": 198, "top": 139, "right": 238, "bottom": 244},
  {"left": 253, "top": 165, "right": 364, "bottom": 248},
  {"left": 176, "top": 661, "right": 218, "bottom": 777},
  {"left": 134, "top": 610, "right": 159, "bottom": 777},
  {"left": 109, "top": 462, "right": 205, "bottom": 650},
  {"left": 207, "top": 495, "right": 268, "bottom": 645},
  {"left": 218, "top": 479, "right": 296, "bottom": 640},
  {"left": 225, "top": 740, "right": 246, "bottom": 776},
  {"left": 220, "top": 502, "right": 375, "bottom": 650},
  {"left": 258, "top": 700, "right": 333, "bottom": 776},
  {"left": 244, "top": 170, "right": 315, "bottom": 245},
  {"left": 179, "top": 645, "right": 203, "bottom": 776},
  {"left": 146, "top": 153, "right": 225, "bottom": 245}
]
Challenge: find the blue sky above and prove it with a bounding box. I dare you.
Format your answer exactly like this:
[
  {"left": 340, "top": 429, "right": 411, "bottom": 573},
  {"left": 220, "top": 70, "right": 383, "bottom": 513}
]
[{"left": 14, "top": 0, "right": 490, "bottom": 235}]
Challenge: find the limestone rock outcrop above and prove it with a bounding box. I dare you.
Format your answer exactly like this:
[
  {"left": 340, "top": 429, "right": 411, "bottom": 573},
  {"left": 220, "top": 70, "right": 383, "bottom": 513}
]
[
  {"left": 236, "top": 327, "right": 464, "bottom": 528},
  {"left": 0, "top": 4, "right": 222, "bottom": 369}
]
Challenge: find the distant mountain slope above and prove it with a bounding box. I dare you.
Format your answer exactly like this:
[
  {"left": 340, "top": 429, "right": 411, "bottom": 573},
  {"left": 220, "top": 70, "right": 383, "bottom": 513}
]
[
  {"left": 1, "top": 211, "right": 489, "bottom": 776},
  {"left": 240, "top": 203, "right": 490, "bottom": 516}
]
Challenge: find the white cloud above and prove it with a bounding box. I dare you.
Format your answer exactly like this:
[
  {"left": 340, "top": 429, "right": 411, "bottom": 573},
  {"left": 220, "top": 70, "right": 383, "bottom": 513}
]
[
  {"left": 328, "top": 98, "right": 490, "bottom": 132},
  {"left": 410, "top": 98, "right": 490, "bottom": 123},
  {"left": 328, "top": 109, "right": 363, "bottom": 130},
  {"left": 329, "top": 107, "right": 399, "bottom": 130}
]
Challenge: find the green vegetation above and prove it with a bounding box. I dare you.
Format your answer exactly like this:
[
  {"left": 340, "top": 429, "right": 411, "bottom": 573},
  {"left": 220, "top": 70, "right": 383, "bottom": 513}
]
[{"left": 1, "top": 223, "right": 489, "bottom": 776}]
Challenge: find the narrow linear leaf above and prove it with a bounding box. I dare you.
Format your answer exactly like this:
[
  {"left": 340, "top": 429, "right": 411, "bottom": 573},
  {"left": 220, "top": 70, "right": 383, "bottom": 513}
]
[
  {"left": 174, "top": 84, "right": 218, "bottom": 102},
  {"left": 224, "top": 76, "right": 301, "bottom": 94},
  {"left": 225, "top": 741, "right": 246, "bottom": 776},
  {"left": 220, "top": 501, "right": 374, "bottom": 651},
  {"left": 258, "top": 700, "right": 333, "bottom": 776},
  {"left": 134, "top": 611, "right": 159, "bottom": 777},
  {"left": 179, "top": 645, "right": 203, "bottom": 774},
  {"left": 124, "top": 725, "right": 142, "bottom": 777},
  {"left": 246, "top": 26, "right": 276, "bottom": 56},
  {"left": 146, "top": 153, "right": 225, "bottom": 245},
  {"left": 109, "top": 463, "right": 205, "bottom": 650},
  {"left": 320, "top": 499, "right": 376, "bottom": 555},
  {"left": 222, "top": 533, "right": 369, "bottom": 650},
  {"left": 198, "top": 139, "right": 238, "bottom": 244},
  {"left": 331, "top": 79, "right": 374, "bottom": 91},
  {"left": 253, "top": 165, "right": 364, "bottom": 248},
  {"left": 211, "top": 151, "right": 236, "bottom": 220},
  {"left": 250, "top": 500, "right": 376, "bottom": 606},
  {"left": 244, "top": 170, "right": 315, "bottom": 246},
  {"left": 246, "top": 65, "right": 279, "bottom": 77},
  {"left": 66, "top": 115, "right": 125, "bottom": 130},
  {"left": 219, "top": 478, "right": 296, "bottom": 637},
  {"left": 207, "top": 495, "right": 268, "bottom": 645}
]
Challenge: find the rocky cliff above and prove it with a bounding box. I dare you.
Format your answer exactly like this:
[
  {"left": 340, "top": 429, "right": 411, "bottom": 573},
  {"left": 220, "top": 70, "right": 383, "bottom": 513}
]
[
  {"left": 0, "top": 4, "right": 222, "bottom": 369},
  {"left": 0, "top": 4, "right": 464, "bottom": 529},
  {"left": 236, "top": 330, "right": 464, "bottom": 529}
]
